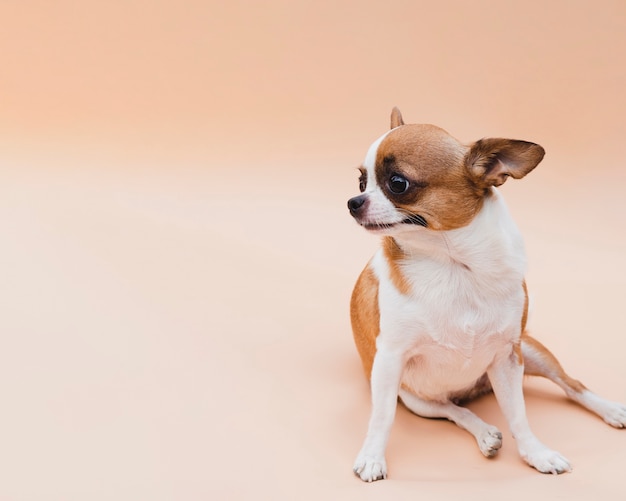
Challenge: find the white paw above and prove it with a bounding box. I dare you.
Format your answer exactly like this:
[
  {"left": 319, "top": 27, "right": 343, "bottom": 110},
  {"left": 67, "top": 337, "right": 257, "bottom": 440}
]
[
  {"left": 601, "top": 403, "right": 626, "bottom": 428},
  {"left": 477, "top": 426, "right": 503, "bottom": 457},
  {"left": 353, "top": 454, "right": 387, "bottom": 482},
  {"left": 522, "top": 447, "right": 572, "bottom": 475}
]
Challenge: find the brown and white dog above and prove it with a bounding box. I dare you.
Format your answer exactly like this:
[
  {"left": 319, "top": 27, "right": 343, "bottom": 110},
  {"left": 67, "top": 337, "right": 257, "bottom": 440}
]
[{"left": 348, "top": 107, "right": 626, "bottom": 482}]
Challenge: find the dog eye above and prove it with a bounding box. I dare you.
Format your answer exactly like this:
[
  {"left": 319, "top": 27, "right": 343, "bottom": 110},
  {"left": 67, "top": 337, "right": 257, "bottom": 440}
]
[
  {"left": 358, "top": 174, "right": 367, "bottom": 192},
  {"left": 389, "top": 175, "right": 409, "bottom": 194}
]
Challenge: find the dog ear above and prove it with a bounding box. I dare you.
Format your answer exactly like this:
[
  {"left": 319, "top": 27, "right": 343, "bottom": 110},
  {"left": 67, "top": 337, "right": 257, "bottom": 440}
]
[
  {"left": 466, "top": 138, "right": 545, "bottom": 187},
  {"left": 390, "top": 107, "right": 404, "bottom": 129}
]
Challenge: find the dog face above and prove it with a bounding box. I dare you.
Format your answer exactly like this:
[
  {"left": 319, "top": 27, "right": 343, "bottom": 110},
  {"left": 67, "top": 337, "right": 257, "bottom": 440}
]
[{"left": 347, "top": 110, "right": 545, "bottom": 233}]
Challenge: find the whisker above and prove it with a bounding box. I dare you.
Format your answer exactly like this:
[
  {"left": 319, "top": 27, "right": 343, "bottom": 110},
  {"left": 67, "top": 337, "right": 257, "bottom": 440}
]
[{"left": 395, "top": 208, "right": 428, "bottom": 228}]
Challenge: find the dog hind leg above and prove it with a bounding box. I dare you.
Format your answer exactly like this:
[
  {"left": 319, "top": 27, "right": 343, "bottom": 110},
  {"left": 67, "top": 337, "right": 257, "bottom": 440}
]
[
  {"left": 522, "top": 335, "right": 626, "bottom": 428},
  {"left": 399, "top": 388, "right": 503, "bottom": 457}
]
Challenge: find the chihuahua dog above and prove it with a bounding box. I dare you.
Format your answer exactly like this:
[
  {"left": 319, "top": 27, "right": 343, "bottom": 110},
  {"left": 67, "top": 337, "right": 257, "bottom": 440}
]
[{"left": 348, "top": 108, "right": 626, "bottom": 482}]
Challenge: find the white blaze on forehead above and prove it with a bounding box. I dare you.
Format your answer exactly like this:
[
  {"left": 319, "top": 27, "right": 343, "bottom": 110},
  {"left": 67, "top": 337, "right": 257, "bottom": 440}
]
[
  {"left": 360, "top": 129, "right": 401, "bottom": 225},
  {"left": 363, "top": 129, "right": 394, "bottom": 174}
]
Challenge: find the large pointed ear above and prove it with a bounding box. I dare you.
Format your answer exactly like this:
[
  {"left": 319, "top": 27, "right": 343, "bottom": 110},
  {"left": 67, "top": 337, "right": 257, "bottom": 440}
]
[
  {"left": 465, "top": 138, "right": 545, "bottom": 187},
  {"left": 390, "top": 107, "right": 404, "bottom": 129}
]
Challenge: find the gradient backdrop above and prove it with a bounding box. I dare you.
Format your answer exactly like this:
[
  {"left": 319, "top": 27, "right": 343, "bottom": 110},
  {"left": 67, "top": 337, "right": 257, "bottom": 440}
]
[{"left": 1, "top": 1, "right": 625, "bottom": 499}]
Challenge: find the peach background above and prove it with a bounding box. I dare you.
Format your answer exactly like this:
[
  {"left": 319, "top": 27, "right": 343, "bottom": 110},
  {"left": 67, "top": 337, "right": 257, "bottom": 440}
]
[{"left": 1, "top": 1, "right": 625, "bottom": 499}]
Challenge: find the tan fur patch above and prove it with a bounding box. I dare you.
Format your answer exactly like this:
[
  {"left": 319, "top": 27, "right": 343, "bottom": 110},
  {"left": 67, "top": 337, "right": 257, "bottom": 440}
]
[
  {"left": 521, "top": 280, "right": 529, "bottom": 333},
  {"left": 513, "top": 341, "right": 523, "bottom": 366},
  {"left": 375, "top": 125, "right": 485, "bottom": 231},
  {"left": 350, "top": 264, "right": 380, "bottom": 379},
  {"left": 382, "top": 237, "right": 411, "bottom": 295},
  {"left": 522, "top": 335, "right": 588, "bottom": 393}
]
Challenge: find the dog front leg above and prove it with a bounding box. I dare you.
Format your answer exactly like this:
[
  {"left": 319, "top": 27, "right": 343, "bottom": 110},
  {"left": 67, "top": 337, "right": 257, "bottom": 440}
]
[
  {"left": 488, "top": 344, "right": 572, "bottom": 474},
  {"left": 353, "top": 346, "right": 404, "bottom": 482}
]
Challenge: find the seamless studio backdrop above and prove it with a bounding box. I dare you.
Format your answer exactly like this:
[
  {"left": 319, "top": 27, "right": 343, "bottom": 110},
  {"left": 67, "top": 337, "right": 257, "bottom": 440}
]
[{"left": 1, "top": 1, "right": 625, "bottom": 500}]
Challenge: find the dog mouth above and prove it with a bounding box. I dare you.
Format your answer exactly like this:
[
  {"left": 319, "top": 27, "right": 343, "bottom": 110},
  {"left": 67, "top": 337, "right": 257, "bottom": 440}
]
[
  {"left": 361, "top": 214, "right": 428, "bottom": 231},
  {"left": 400, "top": 214, "right": 428, "bottom": 227}
]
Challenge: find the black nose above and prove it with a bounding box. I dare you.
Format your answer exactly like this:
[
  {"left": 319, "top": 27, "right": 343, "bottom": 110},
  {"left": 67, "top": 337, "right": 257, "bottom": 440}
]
[{"left": 347, "top": 195, "right": 368, "bottom": 215}]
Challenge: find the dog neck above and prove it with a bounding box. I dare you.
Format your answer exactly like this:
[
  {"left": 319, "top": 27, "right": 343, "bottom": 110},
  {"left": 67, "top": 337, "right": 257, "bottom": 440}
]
[{"left": 386, "top": 188, "right": 527, "bottom": 280}]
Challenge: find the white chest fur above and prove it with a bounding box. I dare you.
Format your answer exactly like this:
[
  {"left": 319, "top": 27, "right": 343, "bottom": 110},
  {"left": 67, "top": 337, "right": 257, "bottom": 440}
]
[{"left": 372, "top": 189, "right": 527, "bottom": 399}]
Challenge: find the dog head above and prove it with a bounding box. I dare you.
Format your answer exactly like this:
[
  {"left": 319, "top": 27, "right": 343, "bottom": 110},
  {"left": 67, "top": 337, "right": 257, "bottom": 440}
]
[{"left": 347, "top": 108, "right": 545, "bottom": 233}]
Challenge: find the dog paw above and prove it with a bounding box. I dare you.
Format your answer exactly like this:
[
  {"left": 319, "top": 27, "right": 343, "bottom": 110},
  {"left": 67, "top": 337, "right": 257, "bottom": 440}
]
[
  {"left": 522, "top": 447, "right": 572, "bottom": 475},
  {"left": 353, "top": 454, "right": 387, "bottom": 482},
  {"left": 601, "top": 403, "right": 626, "bottom": 428},
  {"left": 477, "top": 426, "right": 503, "bottom": 457}
]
